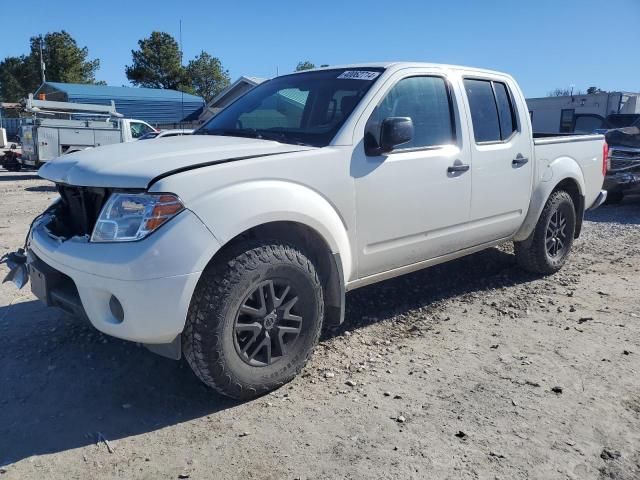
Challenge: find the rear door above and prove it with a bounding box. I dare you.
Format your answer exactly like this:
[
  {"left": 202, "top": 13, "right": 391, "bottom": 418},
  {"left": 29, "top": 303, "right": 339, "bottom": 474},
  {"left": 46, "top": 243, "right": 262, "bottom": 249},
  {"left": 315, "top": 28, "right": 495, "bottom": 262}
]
[{"left": 460, "top": 75, "right": 533, "bottom": 244}]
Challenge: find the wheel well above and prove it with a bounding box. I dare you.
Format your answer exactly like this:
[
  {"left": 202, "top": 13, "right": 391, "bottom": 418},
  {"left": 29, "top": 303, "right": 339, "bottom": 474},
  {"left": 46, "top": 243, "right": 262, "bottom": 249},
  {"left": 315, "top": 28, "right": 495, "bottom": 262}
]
[
  {"left": 212, "top": 221, "right": 345, "bottom": 326},
  {"left": 553, "top": 178, "right": 584, "bottom": 238}
]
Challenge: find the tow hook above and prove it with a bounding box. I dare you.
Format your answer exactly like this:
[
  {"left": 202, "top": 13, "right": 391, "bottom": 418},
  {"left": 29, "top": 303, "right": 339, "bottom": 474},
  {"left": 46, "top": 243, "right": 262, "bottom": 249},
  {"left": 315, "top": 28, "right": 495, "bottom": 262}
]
[{"left": 1, "top": 248, "right": 29, "bottom": 289}]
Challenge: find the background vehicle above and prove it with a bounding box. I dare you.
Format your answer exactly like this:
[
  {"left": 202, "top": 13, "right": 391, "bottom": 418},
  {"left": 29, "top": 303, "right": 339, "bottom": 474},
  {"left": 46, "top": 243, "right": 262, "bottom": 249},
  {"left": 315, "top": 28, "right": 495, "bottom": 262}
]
[
  {"left": 13, "top": 63, "right": 606, "bottom": 399},
  {"left": 0, "top": 144, "right": 22, "bottom": 171},
  {"left": 526, "top": 91, "right": 640, "bottom": 134},
  {"left": 18, "top": 94, "right": 156, "bottom": 168},
  {"left": 138, "top": 129, "right": 194, "bottom": 140},
  {"left": 603, "top": 120, "right": 640, "bottom": 203}
]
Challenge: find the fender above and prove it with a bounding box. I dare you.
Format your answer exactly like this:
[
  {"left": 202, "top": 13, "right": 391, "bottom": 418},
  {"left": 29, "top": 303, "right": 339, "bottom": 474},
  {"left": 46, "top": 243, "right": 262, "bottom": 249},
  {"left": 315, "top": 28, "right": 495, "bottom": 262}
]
[
  {"left": 185, "top": 179, "right": 354, "bottom": 281},
  {"left": 514, "top": 156, "right": 585, "bottom": 242}
]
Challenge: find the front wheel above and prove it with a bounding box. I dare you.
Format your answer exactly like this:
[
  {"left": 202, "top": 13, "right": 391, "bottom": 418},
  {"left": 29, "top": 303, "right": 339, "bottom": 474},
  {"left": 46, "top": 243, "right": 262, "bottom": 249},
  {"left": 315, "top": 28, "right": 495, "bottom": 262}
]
[
  {"left": 514, "top": 190, "right": 576, "bottom": 275},
  {"left": 183, "top": 240, "right": 324, "bottom": 400}
]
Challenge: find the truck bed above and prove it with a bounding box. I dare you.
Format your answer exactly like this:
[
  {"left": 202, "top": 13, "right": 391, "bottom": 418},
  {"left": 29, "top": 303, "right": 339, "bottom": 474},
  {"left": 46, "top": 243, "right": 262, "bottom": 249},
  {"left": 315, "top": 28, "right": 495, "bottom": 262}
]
[{"left": 532, "top": 132, "right": 605, "bottom": 209}]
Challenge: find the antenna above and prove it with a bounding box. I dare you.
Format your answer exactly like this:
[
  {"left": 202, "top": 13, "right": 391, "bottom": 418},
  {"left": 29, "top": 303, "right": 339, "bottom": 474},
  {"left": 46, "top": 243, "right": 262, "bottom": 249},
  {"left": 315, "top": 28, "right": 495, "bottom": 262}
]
[
  {"left": 39, "top": 35, "right": 46, "bottom": 83},
  {"left": 179, "top": 19, "right": 185, "bottom": 131}
]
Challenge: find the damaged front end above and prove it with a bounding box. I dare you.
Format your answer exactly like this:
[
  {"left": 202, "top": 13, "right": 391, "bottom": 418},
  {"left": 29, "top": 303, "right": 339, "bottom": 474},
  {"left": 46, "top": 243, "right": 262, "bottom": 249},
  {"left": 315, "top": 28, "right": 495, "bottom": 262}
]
[
  {"left": 47, "top": 185, "right": 111, "bottom": 240},
  {"left": 1, "top": 184, "right": 110, "bottom": 291},
  {"left": 1, "top": 248, "right": 28, "bottom": 288}
]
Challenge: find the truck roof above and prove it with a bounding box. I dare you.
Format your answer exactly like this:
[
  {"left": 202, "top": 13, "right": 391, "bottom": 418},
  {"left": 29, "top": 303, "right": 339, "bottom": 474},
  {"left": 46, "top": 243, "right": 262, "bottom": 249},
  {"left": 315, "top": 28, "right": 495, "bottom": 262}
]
[{"left": 287, "top": 62, "right": 512, "bottom": 78}]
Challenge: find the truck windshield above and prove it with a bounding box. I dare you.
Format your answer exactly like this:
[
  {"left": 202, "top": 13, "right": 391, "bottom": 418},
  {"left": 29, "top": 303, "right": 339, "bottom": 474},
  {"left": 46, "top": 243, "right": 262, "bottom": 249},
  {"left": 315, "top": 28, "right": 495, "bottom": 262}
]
[{"left": 195, "top": 68, "right": 384, "bottom": 147}]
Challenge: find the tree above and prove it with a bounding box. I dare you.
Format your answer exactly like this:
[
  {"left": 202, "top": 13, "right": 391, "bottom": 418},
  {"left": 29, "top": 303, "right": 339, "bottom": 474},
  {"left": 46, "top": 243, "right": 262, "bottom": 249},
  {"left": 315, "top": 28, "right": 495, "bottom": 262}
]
[
  {"left": 0, "top": 56, "right": 36, "bottom": 102},
  {"left": 186, "top": 51, "right": 230, "bottom": 103},
  {"left": 295, "top": 61, "right": 316, "bottom": 71},
  {"left": 0, "top": 31, "right": 100, "bottom": 102},
  {"left": 547, "top": 87, "right": 584, "bottom": 97},
  {"left": 126, "top": 32, "right": 186, "bottom": 90},
  {"left": 31, "top": 31, "right": 100, "bottom": 84},
  {"left": 587, "top": 86, "right": 605, "bottom": 95}
]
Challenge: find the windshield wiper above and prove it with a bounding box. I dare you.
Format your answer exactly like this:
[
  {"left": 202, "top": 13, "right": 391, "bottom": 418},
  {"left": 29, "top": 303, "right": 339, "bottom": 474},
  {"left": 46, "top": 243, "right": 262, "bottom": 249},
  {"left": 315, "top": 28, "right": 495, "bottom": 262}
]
[
  {"left": 258, "top": 131, "right": 311, "bottom": 147},
  {"left": 196, "top": 128, "right": 262, "bottom": 139},
  {"left": 196, "top": 128, "right": 311, "bottom": 146}
]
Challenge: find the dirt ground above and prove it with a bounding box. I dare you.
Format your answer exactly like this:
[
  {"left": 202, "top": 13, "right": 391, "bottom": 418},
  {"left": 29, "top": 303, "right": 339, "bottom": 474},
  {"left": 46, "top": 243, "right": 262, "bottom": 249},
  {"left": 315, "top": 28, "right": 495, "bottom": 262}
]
[{"left": 1, "top": 169, "right": 639, "bottom": 480}]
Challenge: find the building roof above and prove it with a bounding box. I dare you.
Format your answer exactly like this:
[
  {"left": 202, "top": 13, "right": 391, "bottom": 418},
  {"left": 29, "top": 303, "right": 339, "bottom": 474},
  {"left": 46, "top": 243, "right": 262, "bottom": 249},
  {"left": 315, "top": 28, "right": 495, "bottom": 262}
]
[
  {"left": 39, "top": 82, "right": 204, "bottom": 102},
  {"left": 208, "top": 76, "right": 267, "bottom": 108},
  {"left": 35, "top": 82, "right": 205, "bottom": 125}
]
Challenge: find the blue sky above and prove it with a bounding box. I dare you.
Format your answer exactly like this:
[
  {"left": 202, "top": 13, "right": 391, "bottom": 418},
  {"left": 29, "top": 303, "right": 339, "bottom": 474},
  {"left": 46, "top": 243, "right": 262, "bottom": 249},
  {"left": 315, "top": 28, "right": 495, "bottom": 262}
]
[{"left": 2, "top": 0, "right": 638, "bottom": 97}]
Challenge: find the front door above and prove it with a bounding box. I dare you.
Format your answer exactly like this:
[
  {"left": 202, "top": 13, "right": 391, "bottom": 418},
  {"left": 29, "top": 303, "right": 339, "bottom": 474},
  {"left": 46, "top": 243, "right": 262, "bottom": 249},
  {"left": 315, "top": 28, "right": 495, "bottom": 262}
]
[{"left": 353, "top": 73, "right": 472, "bottom": 278}]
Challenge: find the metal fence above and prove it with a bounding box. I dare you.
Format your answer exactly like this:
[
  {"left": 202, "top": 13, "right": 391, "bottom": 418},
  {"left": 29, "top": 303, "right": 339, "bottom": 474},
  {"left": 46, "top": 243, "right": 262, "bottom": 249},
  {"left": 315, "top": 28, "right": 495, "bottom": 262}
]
[{"left": 0, "top": 118, "right": 21, "bottom": 139}]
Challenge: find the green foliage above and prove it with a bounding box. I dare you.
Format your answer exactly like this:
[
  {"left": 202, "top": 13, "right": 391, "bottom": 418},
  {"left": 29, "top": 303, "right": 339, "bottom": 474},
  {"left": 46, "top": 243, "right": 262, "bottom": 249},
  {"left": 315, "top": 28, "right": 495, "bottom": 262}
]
[
  {"left": 186, "top": 51, "right": 231, "bottom": 103},
  {"left": 126, "top": 32, "right": 230, "bottom": 102},
  {"left": 586, "top": 86, "right": 605, "bottom": 95},
  {"left": 0, "top": 56, "right": 36, "bottom": 102},
  {"left": 0, "top": 30, "right": 100, "bottom": 102},
  {"left": 125, "top": 32, "right": 186, "bottom": 90},
  {"left": 295, "top": 61, "right": 316, "bottom": 72},
  {"left": 33, "top": 31, "right": 100, "bottom": 84}
]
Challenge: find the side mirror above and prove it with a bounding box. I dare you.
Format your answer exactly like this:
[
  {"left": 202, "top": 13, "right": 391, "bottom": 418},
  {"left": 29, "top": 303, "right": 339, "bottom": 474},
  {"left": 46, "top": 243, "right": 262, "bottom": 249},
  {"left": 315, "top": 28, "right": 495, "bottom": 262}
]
[{"left": 365, "top": 117, "right": 414, "bottom": 156}]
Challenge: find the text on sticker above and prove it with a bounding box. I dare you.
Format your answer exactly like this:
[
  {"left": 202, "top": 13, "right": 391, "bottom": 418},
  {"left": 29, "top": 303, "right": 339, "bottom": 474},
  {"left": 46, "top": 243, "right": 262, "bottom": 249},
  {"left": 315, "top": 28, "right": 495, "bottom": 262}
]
[{"left": 337, "top": 71, "right": 381, "bottom": 80}]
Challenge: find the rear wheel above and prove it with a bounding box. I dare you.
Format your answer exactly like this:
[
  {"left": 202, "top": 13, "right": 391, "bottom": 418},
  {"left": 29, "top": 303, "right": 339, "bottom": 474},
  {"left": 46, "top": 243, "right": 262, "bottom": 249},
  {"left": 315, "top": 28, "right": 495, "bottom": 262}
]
[
  {"left": 183, "top": 240, "right": 324, "bottom": 400},
  {"left": 514, "top": 190, "right": 576, "bottom": 275}
]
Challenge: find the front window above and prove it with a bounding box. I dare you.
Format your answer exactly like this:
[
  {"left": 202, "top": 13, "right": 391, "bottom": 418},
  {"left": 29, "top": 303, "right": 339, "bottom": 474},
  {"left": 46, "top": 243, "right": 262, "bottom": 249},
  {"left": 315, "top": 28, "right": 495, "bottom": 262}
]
[
  {"left": 195, "top": 68, "right": 384, "bottom": 147},
  {"left": 130, "top": 122, "right": 154, "bottom": 139},
  {"left": 366, "top": 76, "right": 456, "bottom": 150}
]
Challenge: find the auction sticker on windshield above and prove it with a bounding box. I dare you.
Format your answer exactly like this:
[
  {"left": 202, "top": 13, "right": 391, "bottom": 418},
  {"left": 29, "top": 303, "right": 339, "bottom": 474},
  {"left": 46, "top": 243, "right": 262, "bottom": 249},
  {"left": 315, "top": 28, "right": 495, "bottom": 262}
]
[{"left": 337, "top": 71, "right": 381, "bottom": 80}]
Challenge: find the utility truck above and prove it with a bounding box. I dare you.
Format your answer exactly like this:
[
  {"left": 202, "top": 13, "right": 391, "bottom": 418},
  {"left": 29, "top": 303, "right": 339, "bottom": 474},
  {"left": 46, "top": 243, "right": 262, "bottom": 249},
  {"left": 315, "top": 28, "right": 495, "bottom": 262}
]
[
  {"left": 18, "top": 94, "right": 155, "bottom": 168},
  {"left": 4, "top": 63, "right": 607, "bottom": 399}
]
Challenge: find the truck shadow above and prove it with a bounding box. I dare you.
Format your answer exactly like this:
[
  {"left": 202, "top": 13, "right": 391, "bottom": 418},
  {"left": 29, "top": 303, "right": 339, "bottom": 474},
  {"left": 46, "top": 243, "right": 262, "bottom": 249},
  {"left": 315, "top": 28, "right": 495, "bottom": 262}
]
[
  {"left": 0, "top": 299, "right": 239, "bottom": 467},
  {"left": 331, "top": 246, "right": 532, "bottom": 338},
  {"left": 0, "top": 245, "right": 531, "bottom": 466},
  {"left": 24, "top": 185, "right": 57, "bottom": 193},
  {"left": 0, "top": 173, "right": 41, "bottom": 181}
]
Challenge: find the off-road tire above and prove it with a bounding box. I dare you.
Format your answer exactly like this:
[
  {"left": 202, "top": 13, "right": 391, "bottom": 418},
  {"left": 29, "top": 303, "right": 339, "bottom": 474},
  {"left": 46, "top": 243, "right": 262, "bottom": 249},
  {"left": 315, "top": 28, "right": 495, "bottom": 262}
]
[
  {"left": 183, "top": 240, "right": 324, "bottom": 400},
  {"left": 514, "top": 190, "right": 576, "bottom": 275}
]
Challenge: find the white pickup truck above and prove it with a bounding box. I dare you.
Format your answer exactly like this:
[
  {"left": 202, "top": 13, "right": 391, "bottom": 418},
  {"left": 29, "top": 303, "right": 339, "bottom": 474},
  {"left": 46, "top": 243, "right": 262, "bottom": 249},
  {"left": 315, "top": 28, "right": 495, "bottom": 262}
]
[
  {"left": 18, "top": 95, "right": 156, "bottom": 169},
  {"left": 8, "top": 63, "right": 607, "bottom": 399}
]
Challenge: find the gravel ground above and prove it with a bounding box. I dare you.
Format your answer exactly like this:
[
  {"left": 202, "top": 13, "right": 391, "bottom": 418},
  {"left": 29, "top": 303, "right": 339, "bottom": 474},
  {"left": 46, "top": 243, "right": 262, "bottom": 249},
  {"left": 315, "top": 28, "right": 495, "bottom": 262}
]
[{"left": 1, "top": 170, "right": 639, "bottom": 480}]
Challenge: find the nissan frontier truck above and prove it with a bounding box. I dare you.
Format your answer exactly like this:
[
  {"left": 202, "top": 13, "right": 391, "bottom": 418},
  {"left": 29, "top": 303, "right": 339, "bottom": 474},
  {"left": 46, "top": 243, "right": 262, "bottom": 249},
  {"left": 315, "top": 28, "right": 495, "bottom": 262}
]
[{"left": 3, "top": 63, "right": 607, "bottom": 399}]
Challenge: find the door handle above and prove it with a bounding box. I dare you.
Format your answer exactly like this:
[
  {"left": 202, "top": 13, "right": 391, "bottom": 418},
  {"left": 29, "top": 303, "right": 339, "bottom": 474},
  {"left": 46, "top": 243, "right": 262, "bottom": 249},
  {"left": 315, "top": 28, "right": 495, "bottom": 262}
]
[
  {"left": 447, "top": 164, "right": 470, "bottom": 173},
  {"left": 512, "top": 156, "right": 529, "bottom": 166}
]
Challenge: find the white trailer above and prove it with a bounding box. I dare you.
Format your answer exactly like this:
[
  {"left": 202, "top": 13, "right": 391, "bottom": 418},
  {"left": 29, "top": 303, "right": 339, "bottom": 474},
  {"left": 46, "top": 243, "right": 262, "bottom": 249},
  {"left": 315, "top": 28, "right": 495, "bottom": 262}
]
[
  {"left": 19, "top": 94, "right": 156, "bottom": 168},
  {"left": 526, "top": 92, "right": 640, "bottom": 134}
]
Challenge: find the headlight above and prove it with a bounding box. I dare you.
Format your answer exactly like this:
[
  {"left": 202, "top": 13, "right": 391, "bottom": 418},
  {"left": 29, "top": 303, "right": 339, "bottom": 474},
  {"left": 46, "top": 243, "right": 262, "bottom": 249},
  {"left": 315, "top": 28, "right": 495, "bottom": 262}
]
[{"left": 91, "top": 193, "right": 184, "bottom": 242}]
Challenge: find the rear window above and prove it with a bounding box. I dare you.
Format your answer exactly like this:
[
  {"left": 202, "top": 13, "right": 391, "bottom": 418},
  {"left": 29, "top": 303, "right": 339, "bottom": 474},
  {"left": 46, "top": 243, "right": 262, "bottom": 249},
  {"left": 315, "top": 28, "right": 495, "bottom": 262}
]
[
  {"left": 464, "top": 79, "right": 519, "bottom": 142},
  {"left": 494, "top": 83, "right": 517, "bottom": 138},
  {"left": 574, "top": 115, "right": 605, "bottom": 133}
]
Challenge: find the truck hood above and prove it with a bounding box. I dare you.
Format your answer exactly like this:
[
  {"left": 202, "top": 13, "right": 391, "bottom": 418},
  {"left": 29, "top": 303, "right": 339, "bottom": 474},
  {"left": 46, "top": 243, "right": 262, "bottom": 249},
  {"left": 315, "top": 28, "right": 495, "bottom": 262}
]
[{"left": 38, "top": 135, "right": 315, "bottom": 188}]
